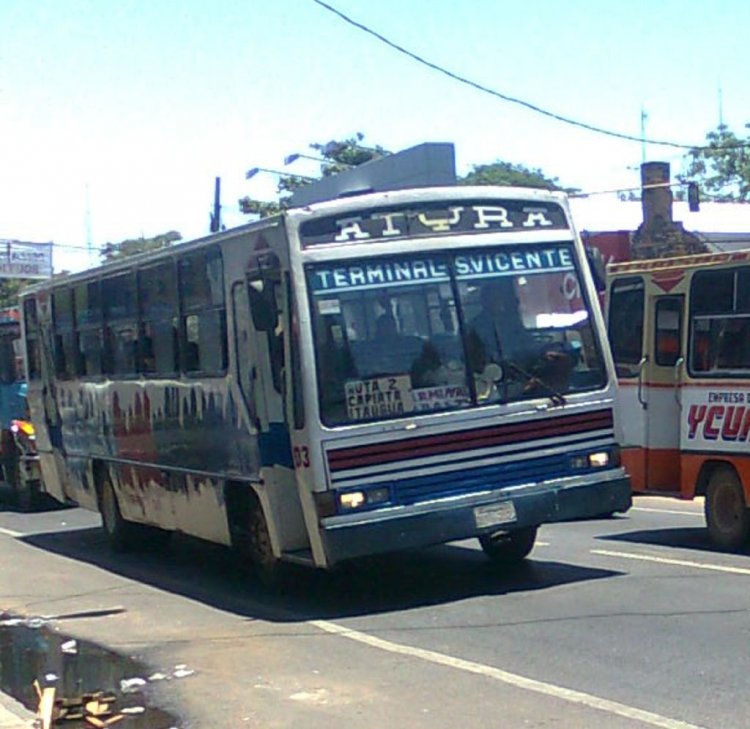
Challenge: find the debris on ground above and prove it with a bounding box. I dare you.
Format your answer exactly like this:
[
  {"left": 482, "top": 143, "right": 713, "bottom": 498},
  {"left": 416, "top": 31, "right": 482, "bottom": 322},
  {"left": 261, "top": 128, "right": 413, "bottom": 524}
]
[{"left": 34, "top": 679, "right": 129, "bottom": 727}]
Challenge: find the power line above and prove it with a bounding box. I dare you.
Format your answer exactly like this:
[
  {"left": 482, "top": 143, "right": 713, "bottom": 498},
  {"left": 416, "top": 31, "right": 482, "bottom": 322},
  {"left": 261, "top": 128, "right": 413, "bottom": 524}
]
[{"left": 312, "top": 0, "right": 750, "bottom": 151}]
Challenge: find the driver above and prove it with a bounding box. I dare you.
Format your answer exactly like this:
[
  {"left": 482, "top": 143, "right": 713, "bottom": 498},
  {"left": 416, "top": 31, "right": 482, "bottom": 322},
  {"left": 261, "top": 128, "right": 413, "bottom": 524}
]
[
  {"left": 466, "top": 278, "right": 573, "bottom": 396},
  {"left": 466, "top": 279, "right": 537, "bottom": 370}
]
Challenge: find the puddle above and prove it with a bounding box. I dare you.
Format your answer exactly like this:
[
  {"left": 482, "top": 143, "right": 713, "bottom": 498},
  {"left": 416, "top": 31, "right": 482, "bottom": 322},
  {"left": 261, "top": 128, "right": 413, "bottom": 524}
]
[{"left": 0, "top": 615, "right": 184, "bottom": 727}]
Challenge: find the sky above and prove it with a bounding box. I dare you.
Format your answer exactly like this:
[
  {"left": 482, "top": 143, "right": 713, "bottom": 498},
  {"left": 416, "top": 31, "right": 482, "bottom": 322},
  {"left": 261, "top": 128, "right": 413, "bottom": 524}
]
[{"left": 1, "top": 0, "right": 749, "bottom": 273}]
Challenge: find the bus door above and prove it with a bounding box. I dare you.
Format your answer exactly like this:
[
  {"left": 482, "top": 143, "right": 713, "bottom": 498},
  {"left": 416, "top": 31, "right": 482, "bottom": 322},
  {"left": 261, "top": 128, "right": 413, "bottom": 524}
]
[
  {"left": 233, "top": 256, "right": 308, "bottom": 555},
  {"left": 642, "top": 295, "right": 685, "bottom": 492},
  {"left": 608, "top": 276, "right": 649, "bottom": 491}
]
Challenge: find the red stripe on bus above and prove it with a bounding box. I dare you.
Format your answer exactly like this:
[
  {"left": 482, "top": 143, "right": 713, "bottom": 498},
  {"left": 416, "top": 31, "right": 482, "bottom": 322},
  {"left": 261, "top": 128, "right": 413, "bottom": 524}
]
[{"left": 328, "top": 409, "right": 613, "bottom": 471}]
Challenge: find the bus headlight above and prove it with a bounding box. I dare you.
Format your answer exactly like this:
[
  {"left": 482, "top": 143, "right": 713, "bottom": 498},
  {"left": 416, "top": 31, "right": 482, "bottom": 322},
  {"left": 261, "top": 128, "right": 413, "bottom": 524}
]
[
  {"left": 588, "top": 451, "right": 610, "bottom": 468},
  {"left": 338, "top": 486, "right": 391, "bottom": 512},
  {"left": 570, "top": 449, "right": 616, "bottom": 471},
  {"left": 340, "top": 491, "right": 366, "bottom": 510}
]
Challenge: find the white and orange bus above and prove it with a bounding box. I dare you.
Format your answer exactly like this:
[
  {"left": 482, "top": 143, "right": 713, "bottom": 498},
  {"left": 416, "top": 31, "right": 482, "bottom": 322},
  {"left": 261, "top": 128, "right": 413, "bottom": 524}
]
[{"left": 607, "top": 250, "right": 750, "bottom": 549}]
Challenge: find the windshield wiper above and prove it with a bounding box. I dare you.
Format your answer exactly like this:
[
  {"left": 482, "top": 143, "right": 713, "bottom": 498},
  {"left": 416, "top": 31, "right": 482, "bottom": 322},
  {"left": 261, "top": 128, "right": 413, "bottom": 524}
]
[{"left": 505, "top": 360, "right": 566, "bottom": 406}]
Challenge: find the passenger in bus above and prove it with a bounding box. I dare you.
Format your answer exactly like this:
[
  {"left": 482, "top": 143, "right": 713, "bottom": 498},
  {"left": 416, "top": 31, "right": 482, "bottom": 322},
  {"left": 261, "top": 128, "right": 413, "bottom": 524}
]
[
  {"left": 363, "top": 313, "right": 424, "bottom": 375},
  {"left": 716, "top": 318, "right": 750, "bottom": 370}
]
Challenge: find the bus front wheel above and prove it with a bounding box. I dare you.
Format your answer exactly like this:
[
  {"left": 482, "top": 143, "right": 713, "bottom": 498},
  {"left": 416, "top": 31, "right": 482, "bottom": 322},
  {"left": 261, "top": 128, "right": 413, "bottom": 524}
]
[
  {"left": 247, "top": 503, "right": 285, "bottom": 586},
  {"left": 479, "top": 526, "right": 538, "bottom": 563},
  {"left": 706, "top": 466, "right": 750, "bottom": 551}
]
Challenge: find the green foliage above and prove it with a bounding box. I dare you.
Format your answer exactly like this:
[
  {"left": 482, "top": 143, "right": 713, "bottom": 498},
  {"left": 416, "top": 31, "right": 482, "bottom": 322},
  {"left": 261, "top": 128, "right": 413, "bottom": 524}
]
[
  {"left": 311, "top": 132, "right": 389, "bottom": 176},
  {"left": 101, "top": 230, "right": 182, "bottom": 262},
  {"left": 239, "top": 133, "right": 390, "bottom": 218},
  {"left": 683, "top": 124, "right": 750, "bottom": 201},
  {"left": 238, "top": 198, "right": 284, "bottom": 217},
  {"left": 0, "top": 279, "right": 29, "bottom": 309},
  {"left": 459, "top": 161, "right": 578, "bottom": 192}
]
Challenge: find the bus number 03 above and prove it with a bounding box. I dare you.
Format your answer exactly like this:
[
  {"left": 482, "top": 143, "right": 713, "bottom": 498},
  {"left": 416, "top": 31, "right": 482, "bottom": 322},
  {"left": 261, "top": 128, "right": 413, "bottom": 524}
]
[{"left": 293, "top": 446, "right": 310, "bottom": 468}]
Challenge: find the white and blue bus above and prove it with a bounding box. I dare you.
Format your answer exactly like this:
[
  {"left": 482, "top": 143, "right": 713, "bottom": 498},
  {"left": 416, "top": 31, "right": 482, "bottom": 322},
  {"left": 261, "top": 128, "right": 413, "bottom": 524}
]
[{"left": 20, "top": 186, "right": 630, "bottom": 577}]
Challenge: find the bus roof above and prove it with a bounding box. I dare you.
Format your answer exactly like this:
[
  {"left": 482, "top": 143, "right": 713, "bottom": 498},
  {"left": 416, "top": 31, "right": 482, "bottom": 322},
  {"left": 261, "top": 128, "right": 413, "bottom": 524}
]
[
  {"left": 608, "top": 248, "right": 750, "bottom": 277},
  {"left": 21, "top": 185, "right": 572, "bottom": 297}
]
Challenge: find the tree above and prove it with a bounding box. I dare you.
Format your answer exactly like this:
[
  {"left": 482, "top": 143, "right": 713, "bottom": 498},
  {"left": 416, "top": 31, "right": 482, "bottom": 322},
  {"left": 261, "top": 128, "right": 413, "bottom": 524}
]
[
  {"left": 683, "top": 124, "right": 750, "bottom": 201},
  {"left": 0, "top": 279, "right": 29, "bottom": 309},
  {"left": 459, "top": 161, "right": 578, "bottom": 193},
  {"left": 101, "top": 230, "right": 182, "bottom": 262},
  {"left": 239, "top": 133, "right": 389, "bottom": 217}
]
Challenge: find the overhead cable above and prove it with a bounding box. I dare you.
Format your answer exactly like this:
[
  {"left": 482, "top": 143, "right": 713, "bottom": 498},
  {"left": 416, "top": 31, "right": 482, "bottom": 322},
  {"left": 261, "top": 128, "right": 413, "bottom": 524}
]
[{"left": 313, "top": 0, "right": 750, "bottom": 151}]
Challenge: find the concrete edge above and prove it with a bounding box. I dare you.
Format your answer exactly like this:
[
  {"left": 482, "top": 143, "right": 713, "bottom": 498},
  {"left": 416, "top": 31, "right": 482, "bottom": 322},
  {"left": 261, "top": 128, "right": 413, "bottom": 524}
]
[{"left": 0, "top": 690, "right": 35, "bottom": 728}]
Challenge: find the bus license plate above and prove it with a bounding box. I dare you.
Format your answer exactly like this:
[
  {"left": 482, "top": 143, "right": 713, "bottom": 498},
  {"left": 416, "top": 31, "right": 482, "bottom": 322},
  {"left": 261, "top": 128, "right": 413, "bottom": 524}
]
[{"left": 474, "top": 501, "right": 517, "bottom": 529}]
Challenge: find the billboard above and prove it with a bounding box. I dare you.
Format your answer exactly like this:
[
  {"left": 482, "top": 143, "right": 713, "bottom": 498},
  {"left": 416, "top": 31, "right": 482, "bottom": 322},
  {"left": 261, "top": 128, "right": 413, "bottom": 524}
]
[{"left": 0, "top": 240, "right": 53, "bottom": 279}]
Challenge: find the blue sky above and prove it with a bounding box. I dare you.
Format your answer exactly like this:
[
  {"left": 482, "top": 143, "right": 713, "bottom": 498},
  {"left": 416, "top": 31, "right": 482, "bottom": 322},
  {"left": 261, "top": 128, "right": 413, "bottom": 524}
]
[{"left": 1, "top": 0, "right": 748, "bottom": 272}]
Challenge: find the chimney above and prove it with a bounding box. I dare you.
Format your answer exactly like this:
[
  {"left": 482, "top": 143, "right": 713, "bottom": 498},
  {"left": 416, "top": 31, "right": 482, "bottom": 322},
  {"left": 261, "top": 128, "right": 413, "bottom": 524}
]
[{"left": 641, "top": 161, "right": 673, "bottom": 226}]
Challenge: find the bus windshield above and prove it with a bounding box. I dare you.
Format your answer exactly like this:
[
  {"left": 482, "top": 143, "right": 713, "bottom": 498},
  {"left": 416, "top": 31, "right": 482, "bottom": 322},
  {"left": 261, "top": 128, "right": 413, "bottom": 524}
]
[{"left": 307, "top": 243, "right": 607, "bottom": 425}]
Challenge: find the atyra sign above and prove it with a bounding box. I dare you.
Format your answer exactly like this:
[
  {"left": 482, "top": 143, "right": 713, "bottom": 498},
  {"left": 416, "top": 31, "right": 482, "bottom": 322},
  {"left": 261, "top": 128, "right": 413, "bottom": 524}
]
[
  {"left": 300, "top": 199, "right": 569, "bottom": 247},
  {"left": 0, "top": 240, "right": 53, "bottom": 280}
]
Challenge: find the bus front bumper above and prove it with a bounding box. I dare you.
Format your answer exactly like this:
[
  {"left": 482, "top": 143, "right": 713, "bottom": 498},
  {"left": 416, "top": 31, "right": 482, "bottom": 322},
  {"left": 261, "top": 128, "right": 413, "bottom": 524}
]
[{"left": 318, "top": 471, "right": 631, "bottom": 565}]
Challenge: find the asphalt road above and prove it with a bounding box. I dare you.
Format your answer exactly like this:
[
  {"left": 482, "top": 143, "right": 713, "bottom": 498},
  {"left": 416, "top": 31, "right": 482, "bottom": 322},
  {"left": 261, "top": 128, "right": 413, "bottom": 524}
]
[{"left": 0, "top": 488, "right": 746, "bottom": 729}]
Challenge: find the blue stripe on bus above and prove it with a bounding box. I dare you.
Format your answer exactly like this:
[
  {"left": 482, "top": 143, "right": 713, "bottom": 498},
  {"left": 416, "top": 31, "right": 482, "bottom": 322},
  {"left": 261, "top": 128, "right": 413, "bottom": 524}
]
[
  {"left": 386, "top": 449, "right": 601, "bottom": 505},
  {"left": 257, "top": 422, "right": 293, "bottom": 469}
]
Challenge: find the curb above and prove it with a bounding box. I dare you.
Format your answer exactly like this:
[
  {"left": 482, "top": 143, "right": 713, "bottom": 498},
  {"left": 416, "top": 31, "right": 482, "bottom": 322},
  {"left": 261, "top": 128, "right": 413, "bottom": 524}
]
[{"left": 0, "top": 691, "right": 34, "bottom": 728}]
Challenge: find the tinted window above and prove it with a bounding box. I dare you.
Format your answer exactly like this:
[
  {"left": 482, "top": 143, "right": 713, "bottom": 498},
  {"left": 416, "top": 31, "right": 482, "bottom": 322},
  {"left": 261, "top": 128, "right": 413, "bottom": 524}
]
[
  {"left": 692, "top": 270, "right": 733, "bottom": 315},
  {"left": 608, "top": 277, "right": 644, "bottom": 376},
  {"left": 53, "top": 289, "right": 74, "bottom": 331},
  {"left": 139, "top": 262, "right": 177, "bottom": 320},
  {"left": 655, "top": 297, "right": 683, "bottom": 367},
  {"left": 23, "top": 298, "right": 40, "bottom": 380},
  {"left": 103, "top": 273, "right": 137, "bottom": 321},
  {"left": 179, "top": 248, "right": 227, "bottom": 374},
  {"left": 74, "top": 281, "right": 102, "bottom": 327},
  {"left": 179, "top": 248, "right": 224, "bottom": 310}
]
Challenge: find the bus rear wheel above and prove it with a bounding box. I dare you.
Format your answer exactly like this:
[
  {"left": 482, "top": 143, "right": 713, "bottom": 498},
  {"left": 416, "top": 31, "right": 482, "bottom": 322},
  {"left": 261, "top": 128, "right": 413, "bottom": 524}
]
[
  {"left": 479, "top": 526, "right": 538, "bottom": 563},
  {"left": 706, "top": 466, "right": 750, "bottom": 551},
  {"left": 100, "top": 474, "right": 140, "bottom": 551}
]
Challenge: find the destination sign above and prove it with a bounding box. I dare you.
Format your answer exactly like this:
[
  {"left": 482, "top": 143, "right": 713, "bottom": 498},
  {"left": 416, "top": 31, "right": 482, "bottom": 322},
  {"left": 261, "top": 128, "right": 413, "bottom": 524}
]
[
  {"left": 299, "top": 199, "right": 569, "bottom": 247},
  {"left": 309, "top": 246, "right": 575, "bottom": 294}
]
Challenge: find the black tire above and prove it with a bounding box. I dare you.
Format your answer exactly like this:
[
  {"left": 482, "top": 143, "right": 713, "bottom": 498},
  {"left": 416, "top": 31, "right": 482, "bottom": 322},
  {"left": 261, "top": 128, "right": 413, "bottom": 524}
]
[
  {"left": 479, "top": 525, "right": 538, "bottom": 563},
  {"left": 15, "top": 477, "right": 40, "bottom": 513},
  {"left": 99, "top": 473, "right": 141, "bottom": 551},
  {"left": 247, "top": 502, "right": 286, "bottom": 587},
  {"left": 705, "top": 466, "right": 750, "bottom": 551}
]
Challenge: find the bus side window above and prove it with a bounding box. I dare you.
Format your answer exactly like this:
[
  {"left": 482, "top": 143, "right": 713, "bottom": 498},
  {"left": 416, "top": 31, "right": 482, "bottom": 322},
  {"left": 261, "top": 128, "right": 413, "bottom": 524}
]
[
  {"left": 608, "top": 277, "right": 644, "bottom": 377},
  {"left": 74, "top": 280, "right": 103, "bottom": 377},
  {"left": 52, "top": 287, "right": 78, "bottom": 379},
  {"left": 102, "top": 273, "right": 137, "bottom": 376},
  {"left": 654, "top": 297, "right": 683, "bottom": 367},
  {"left": 138, "top": 261, "right": 179, "bottom": 375},
  {"left": 247, "top": 256, "right": 284, "bottom": 394},
  {"left": 23, "top": 298, "right": 41, "bottom": 380},
  {"left": 178, "top": 247, "right": 228, "bottom": 375}
]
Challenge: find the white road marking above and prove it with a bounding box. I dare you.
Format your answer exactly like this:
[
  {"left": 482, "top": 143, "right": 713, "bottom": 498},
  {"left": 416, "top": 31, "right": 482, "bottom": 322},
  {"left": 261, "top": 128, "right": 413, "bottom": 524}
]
[
  {"left": 0, "top": 526, "right": 22, "bottom": 537},
  {"left": 592, "top": 549, "right": 750, "bottom": 576},
  {"left": 632, "top": 507, "right": 703, "bottom": 516},
  {"left": 310, "top": 619, "right": 704, "bottom": 729}
]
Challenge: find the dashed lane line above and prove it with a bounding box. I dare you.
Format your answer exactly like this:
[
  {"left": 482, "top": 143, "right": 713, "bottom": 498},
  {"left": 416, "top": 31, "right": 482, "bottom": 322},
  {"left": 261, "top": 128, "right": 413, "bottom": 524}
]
[
  {"left": 631, "top": 507, "right": 703, "bottom": 516},
  {"left": 592, "top": 548, "right": 750, "bottom": 576},
  {"left": 310, "top": 619, "right": 705, "bottom": 729}
]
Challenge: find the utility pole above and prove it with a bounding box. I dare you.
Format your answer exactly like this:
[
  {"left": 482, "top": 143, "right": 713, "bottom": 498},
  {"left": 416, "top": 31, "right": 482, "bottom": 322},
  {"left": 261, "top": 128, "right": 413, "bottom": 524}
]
[
  {"left": 210, "top": 177, "right": 221, "bottom": 233},
  {"left": 640, "top": 106, "right": 648, "bottom": 165}
]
